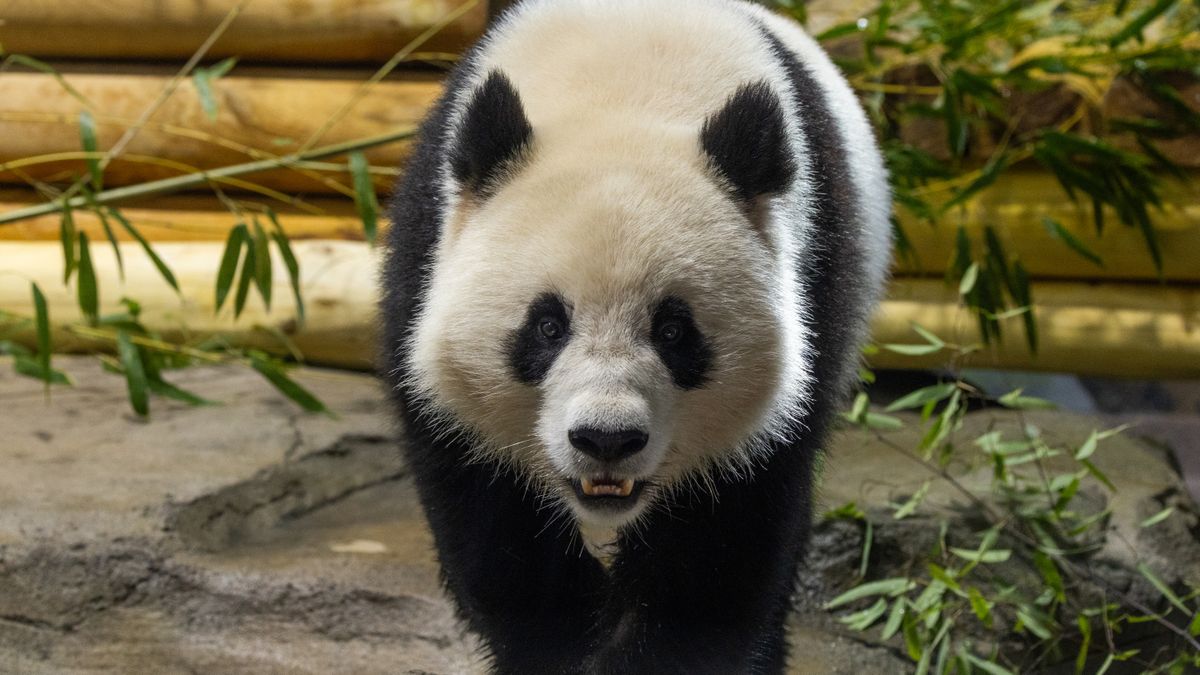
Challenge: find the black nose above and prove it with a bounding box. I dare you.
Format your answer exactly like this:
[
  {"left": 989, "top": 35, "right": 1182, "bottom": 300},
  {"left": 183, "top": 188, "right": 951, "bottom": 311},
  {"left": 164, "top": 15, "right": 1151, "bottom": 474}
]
[{"left": 568, "top": 427, "right": 649, "bottom": 462}]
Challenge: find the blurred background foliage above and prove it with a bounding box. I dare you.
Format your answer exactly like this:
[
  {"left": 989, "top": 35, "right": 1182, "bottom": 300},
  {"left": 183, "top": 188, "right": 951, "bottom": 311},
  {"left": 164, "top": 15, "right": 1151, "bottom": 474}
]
[{"left": 780, "top": 0, "right": 1200, "bottom": 352}]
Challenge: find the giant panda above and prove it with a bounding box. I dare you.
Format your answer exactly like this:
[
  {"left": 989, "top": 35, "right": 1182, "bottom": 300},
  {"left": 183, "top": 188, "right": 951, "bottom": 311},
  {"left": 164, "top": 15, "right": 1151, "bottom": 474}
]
[{"left": 380, "top": 0, "right": 891, "bottom": 671}]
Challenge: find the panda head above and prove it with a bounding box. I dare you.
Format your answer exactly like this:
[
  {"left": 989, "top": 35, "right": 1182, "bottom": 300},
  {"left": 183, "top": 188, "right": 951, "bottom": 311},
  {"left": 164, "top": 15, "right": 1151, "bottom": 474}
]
[{"left": 407, "top": 70, "right": 809, "bottom": 529}]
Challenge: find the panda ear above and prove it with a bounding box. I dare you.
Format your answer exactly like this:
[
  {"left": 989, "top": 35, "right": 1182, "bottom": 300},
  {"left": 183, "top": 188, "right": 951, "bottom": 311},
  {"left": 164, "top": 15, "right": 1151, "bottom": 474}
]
[
  {"left": 700, "top": 82, "right": 795, "bottom": 203},
  {"left": 450, "top": 70, "right": 533, "bottom": 196}
]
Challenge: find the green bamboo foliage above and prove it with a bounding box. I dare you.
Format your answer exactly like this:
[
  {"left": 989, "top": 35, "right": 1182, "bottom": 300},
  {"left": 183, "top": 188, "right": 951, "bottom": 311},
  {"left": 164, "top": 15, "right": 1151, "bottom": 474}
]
[
  {"left": 783, "top": 0, "right": 1200, "bottom": 349},
  {"left": 829, "top": 336, "right": 1200, "bottom": 673}
]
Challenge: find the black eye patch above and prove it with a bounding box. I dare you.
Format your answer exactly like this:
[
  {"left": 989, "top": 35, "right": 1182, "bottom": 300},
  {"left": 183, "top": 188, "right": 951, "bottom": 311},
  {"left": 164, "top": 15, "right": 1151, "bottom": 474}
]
[
  {"left": 651, "top": 297, "right": 712, "bottom": 389},
  {"left": 508, "top": 293, "right": 571, "bottom": 383}
]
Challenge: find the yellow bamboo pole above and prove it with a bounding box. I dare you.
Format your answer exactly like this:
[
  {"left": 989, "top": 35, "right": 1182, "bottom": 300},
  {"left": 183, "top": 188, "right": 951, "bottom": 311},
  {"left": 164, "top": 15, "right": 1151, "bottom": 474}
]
[
  {"left": 894, "top": 171, "right": 1200, "bottom": 283},
  {"left": 1, "top": 241, "right": 1197, "bottom": 376},
  {"left": 0, "top": 192, "right": 367, "bottom": 242},
  {"left": 0, "top": 71, "right": 440, "bottom": 194},
  {"left": 5, "top": 168, "right": 1197, "bottom": 283},
  {"left": 0, "top": 0, "right": 487, "bottom": 62}
]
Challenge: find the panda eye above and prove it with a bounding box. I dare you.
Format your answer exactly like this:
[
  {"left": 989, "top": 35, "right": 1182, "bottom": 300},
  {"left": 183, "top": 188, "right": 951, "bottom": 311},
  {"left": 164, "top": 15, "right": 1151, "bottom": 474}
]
[
  {"left": 658, "top": 323, "right": 682, "bottom": 344},
  {"left": 539, "top": 317, "right": 565, "bottom": 340}
]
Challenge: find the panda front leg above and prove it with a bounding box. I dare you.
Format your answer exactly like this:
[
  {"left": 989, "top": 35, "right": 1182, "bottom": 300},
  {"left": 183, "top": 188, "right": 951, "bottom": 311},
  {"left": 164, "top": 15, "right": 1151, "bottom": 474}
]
[
  {"left": 402, "top": 429, "right": 609, "bottom": 674},
  {"left": 588, "top": 438, "right": 817, "bottom": 674}
]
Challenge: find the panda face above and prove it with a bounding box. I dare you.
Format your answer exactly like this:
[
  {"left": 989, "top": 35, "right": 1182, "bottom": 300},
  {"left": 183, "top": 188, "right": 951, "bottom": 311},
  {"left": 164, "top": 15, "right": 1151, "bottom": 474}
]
[{"left": 407, "top": 151, "right": 799, "bottom": 528}]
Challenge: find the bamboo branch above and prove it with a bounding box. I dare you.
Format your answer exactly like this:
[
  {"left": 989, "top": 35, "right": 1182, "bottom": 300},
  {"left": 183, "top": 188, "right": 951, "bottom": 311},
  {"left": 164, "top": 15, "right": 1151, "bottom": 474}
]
[{"left": 0, "top": 129, "right": 416, "bottom": 226}]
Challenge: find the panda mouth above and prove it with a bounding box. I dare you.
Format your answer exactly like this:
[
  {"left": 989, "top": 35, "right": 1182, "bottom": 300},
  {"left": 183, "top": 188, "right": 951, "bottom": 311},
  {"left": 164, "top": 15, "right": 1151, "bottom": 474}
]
[{"left": 570, "top": 476, "right": 645, "bottom": 504}]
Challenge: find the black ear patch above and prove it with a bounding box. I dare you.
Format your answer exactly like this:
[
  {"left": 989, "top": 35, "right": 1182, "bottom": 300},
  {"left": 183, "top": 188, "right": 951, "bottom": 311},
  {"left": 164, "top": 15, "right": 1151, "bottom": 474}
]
[
  {"left": 450, "top": 70, "right": 533, "bottom": 196},
  {"left": 651, "top": 297, "right": 712, "bottom": 390},
  {"left": 700, "top": 81, "right": 796, "bottom": 202}
]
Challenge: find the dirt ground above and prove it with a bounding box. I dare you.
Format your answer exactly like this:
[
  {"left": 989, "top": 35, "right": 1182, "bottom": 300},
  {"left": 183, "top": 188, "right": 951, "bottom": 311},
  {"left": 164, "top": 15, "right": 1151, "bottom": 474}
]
[{"left": 1, "top": 358, "right": 1196, "bottom": 673}]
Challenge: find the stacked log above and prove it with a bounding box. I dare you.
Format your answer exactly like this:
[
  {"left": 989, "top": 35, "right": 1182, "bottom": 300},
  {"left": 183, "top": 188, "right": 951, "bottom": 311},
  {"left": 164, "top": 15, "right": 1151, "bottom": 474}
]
[
  {"left": 2, "top": 240, "right": 1197, "bottom": 376},
  {"left": 0, "top": 0, "right": 488, "bottom": 62},
  {"left": 1, "top": 1, "right": 1198, "bottom": 376},
  {"left": 0, "top": 71, "right": 440, "bottom": 194}
]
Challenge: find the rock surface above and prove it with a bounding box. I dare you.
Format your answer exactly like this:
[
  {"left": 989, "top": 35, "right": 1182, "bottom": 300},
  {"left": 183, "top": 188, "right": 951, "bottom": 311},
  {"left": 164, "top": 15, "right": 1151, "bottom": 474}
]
[{"left": 1, "top": 358, "right": 1196, "bottom": 673}]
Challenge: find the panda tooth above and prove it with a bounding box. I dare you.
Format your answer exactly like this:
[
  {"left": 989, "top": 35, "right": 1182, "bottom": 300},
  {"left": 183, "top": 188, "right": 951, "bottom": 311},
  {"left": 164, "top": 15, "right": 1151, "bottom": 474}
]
[
  {"left": 618, "top": 479, "right": 634, "bottom": 497},
  {"left": 581, "top": 477, "right": 596, "bottom": 495}
]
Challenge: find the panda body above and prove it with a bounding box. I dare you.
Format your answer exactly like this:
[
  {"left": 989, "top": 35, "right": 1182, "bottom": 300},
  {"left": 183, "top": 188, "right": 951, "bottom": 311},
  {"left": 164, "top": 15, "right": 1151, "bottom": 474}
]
[{"left": 381, "top": 0, "right": 891, "bottom": 671}]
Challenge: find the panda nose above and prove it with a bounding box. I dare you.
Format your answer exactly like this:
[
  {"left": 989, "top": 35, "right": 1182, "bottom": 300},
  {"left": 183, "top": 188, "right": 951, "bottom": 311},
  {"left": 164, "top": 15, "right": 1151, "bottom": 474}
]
[{"left": 568, "top": 427, "right": 649, "bottom": 462}]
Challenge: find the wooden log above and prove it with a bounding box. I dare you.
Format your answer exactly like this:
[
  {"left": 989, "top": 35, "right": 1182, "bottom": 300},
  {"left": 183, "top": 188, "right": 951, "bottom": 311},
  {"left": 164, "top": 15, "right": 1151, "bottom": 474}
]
[
  {"left": 0, "top": 240, "right": 378, "bottom": 369},
  {"left": 873, "top": 278, "right": 1200, "bottom": 378},
  {"left": 1, "top": 242, "right": 1197, "bottom": 377},
  {"left": 893, "top": 171, "right": 1200, "bottom": 283},
  {"left": 0, "top": 191, "right": 368, "bottom": 242},
  {"left": 0, "top": 0, "right": 487, "bottom": 62},
  {"left": 0, "top": 70, "right": 440, "bottom": 194},
  {"left": 5, "top": 167, "right": 1197, "bottom": 283}
]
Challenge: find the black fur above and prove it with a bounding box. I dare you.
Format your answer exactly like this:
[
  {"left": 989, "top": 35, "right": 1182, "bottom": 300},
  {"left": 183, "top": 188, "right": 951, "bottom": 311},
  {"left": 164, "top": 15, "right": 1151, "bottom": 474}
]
[
  {"left": 508, "top": 293, "right": 572, "bottom": 383},
  {"left": 380, "top": 19, "right": 875, "bottom": 675},
  {"left": 701, "top": 81, "right": 797, "bottom": 202},
  {"left": 650, "top": 296, "right": 712, "bottom": 389},
  {"left": 450, "top": 70, "right": 533, "bottom": 196}
]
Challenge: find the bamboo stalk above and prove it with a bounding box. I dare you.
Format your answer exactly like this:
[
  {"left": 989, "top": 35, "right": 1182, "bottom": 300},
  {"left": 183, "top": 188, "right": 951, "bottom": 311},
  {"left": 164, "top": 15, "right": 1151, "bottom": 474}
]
[
  {"left": 0, "top": 192, "right": 366, "bottom": 242},
  {"left": 1, "top": 241, "right": 1197, "bottom": 376},
  {"left": 894, "top": 171, "right": 1200, "bottom": 283},
  {"left": 0, "top": 71, "right": 440, "bottom": 194},
  {"left": 5, "top": 168, "right": 1196, "bottom": 283},
  {"left": 0, "top": 0, "right": 487, "bottom": 62},
  {"left": 0, "top": 129, "right": 416, "bottom": 226}
]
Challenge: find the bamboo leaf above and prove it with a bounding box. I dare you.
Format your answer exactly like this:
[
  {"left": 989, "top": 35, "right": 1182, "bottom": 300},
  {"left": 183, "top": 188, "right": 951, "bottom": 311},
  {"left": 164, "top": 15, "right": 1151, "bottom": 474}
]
[
  {"left": 249, "top": 354, "right": 328, "bottom": 413},
  {"left": 60, "top": 201, "right": 76, "bottom": 283},
  {"left": 349, "top": 151, "right": 379, "bottom": 245},
  {"left": 960, "top": 652, "right": 1014, "bottom": 675},
  {"left": 192, "top": 58, "right": 237, "bottom": 121},
  {"left": 31, "top": 282, "right": 51, "bottom": 376},
  {"left": 1016, "top": 607, "right": 1053, "bottom": 639},
  {"left": 1139, "top": 506, "right": 1174, "bottom": 528},
  {"left": 881, "top": 598, "right": 906, "bottom": 641},
  {"left": 998, "top": 389, "right": 1056, "bottom": 410},
  {"left": 824, "top": 578, "right": 915, "bottom": 609},
  {"left": 839, "top": 598, "right": 888, "bottom": 631},
  {"left": 1136, "top": 562, "right": 1190, "bottom": 614},
  {"left": 109, "top": 208, "right": 179, "bottom": 292},
  {"left": 882, "top": 343, "right": 943, "bottom": 356},
  {"left": 950, "top": 547, "right": 1012, "bottom": 563},
  {"left": 116, "top": 330, "right": 149, "bottom": 416},
  {"left": 886, "top": 383, "right": 957, "bottom": 412},
  {"left": 88, "top": 194, "right": 124, "bottom": 279},
  {"left": 215, "top": 224, "right": 248, "bottom": 311},
  {"left": 968, "top": 587, "right": 993, "bottom": 628},
  {"left": 893, "top": 481, "right": 931, "bottom": 520},
  {"left": 251, "top": 219, "right": 273, "bottom": 309},
  {"left": 1076, "top": 615, "right": 1092, "bottom": 674},
  {"left": 1080, "top": 458, "right": 1116, "bottom": 491},
  {"left": 958, "top": 262, "right": 979, "bottom": 296},
  {"left": 147, "top": 376, "right": 216, "bottom": 407},
  {"left": 76, "top": 232, "right": 99, "bottom": 323},
  {"left": 1076, "top": 430, "right": 1100, "bottom": 460},
  {"left": 1041, "top": 217, "right": 1103, "bottom": 267},
  {"left": 271, "top": 229, "right": 305, "bottom": 324},
  {"left": 234, "top": 236, "right": 256, "bottom": 318},
  {"left": 848, "top": 392, "right": 868, "bottom": 421},
  {"left": 863, "top": 412, "right": 904, "bottom": 430},
  {"left": 78, "top": 110, "right": 102, "bottom": 190},
  {"left": 13, "top": 355, "right": 71, "bottom": 385}
]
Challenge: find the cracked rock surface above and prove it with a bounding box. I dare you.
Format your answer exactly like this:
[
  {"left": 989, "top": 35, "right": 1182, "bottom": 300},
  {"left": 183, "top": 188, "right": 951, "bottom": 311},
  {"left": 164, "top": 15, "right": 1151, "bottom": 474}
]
[{"left": 1, "top": 358, "right": 1196, "bottom": 674}]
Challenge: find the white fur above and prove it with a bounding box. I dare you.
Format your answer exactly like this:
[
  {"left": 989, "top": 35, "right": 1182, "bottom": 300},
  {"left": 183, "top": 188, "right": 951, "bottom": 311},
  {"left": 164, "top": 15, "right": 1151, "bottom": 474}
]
[{"left": 403, "top": 0, "right": 890, "bottom": 528}]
